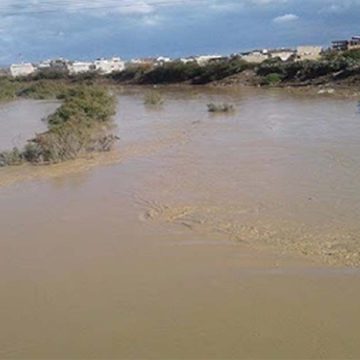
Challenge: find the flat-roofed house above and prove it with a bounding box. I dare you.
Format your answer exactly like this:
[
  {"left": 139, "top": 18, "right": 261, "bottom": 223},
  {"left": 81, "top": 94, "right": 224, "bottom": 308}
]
[
  {"left": 94, "top": 57, "right": 125, "bottom": 74},
  {"left": 349, "top": 36, "right": 360, "bottom": 50},
  {"left": 241, "top": 50, "right": 269, "bottom": 64},
  {"left": 38, "top": 60, "right": 51, "bottom": 70},
  {"left": 332, "top": 36, "right": 360, "bottom": 51},
  {"left": 10, "top": 63, "right": 35, "bottom": 77},
  {"left": 130, "top": 58, "right": 157, "bottom": 66},
  {"left": 332, "top": 40, "right": 349, "bottom": 51},
  {"left": 67, "top": 61, "right": 94, "bottom": 75},
  {"left": 179, "top": 57, "right": 196, "bottom": 64},
  {"left": 195, "top": 55, "right": 222, "bottom": 66},
  {"left": 268, "top": 48, "right": 295, "bottom": 61},
  {"left": 297, "top": 46, "right": 322, "bottom": 61}
]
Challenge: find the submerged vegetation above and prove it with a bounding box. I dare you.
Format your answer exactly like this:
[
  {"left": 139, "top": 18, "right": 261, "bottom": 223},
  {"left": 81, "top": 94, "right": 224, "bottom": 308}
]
[
  {"left": 17, "top": 80, "right": 69, "bottom": 100},
  {"left": 0, "top": 78, "right": 70, "bottom": 102},
  {"left": 0, "top": 85, "right": 117, "bottom": 166},
  {"left": 207, "top": 103, "right": 234, "bottom": 113},
  {"left": 144, "top": 91, "right": 164, "bottom": 106}
]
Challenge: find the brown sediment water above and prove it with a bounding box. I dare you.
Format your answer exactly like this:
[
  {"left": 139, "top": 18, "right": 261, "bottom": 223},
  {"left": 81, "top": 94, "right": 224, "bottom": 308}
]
[
  {"left": 0, "top": 87, "right": 360, "bottom": 358},
  {"left": 0, "top": 99, "right": 59, "bottom": 151}
]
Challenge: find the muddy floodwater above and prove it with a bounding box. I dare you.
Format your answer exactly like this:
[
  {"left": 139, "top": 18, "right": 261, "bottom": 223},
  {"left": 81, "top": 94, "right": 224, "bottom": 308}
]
[
  {"left": 0, "top": 99, "right": 58, "bottom": 151},
  {"left": 0, "top": 87, "right": 360, "bottom": 358}
]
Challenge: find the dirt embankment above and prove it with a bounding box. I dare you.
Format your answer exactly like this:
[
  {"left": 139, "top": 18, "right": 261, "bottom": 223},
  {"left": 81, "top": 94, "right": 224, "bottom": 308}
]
[{"left": 211, "top": 68, "right": 360, "bottom": 98}]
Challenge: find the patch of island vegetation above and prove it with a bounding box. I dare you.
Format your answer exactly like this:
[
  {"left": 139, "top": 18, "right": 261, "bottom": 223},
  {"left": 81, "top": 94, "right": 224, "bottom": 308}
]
[
  {"left": 144, "top": 91, "right": 164, "bottom": 106},
  {"left": 207, "top": 103, "right": 234, "bottom": 113},
  {"left": 0, "top": 83, "right": 117, "bottom": 167}
]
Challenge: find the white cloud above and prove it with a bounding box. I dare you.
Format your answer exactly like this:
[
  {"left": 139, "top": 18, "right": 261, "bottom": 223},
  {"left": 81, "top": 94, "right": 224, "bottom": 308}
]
[
  {"left": 113, "top": 1, "right": 155, "bottom": 15},
  {"left": 59, "top": 0, "right": 157, "bottom": 15},
  {"left": 319, "top": 3, "right": 349, "bottom": 14},
  {"left": 0, "top": 0, "right": 193, "bottom": 13},
  {"left": 251, "top": 0, "right": 287, "bottom": 4},
  {"left": 273, "top": 13, "right": 299, "bottom": 23},
  {"left": 209, "top": 2, "right": 245, "bottom": 12},
  {"left": 0, "top": 0, "right": 292, "bottom": 16},
  {"left": 141, "top": 14, "right": 162, "bottom": 26}
]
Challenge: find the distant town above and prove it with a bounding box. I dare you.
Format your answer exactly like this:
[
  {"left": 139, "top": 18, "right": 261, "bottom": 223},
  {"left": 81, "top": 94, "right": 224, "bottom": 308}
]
[{"left": 3, "top": 35, "right": 360, "bottom": 78}]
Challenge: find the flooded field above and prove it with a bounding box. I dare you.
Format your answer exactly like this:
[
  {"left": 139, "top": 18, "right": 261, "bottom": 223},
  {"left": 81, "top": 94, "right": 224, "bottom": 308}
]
[{"left": 0, "top": 87, "right": 360, "bottom": 358}]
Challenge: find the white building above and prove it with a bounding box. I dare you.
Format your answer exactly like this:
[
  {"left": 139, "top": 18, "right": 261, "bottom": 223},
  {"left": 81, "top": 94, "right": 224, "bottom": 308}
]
[
  {"left": 155, "top": 56, "right": 171, "bottom": 66},
  {"left": 241, "top": 50, "right": 269, "bottom": 64},
  {"left": 195, "top": 55, "right": 222, "bottom": 66},
  {"left": 67, "top": 61, "right": 94, "bottom": 75},
  {"left": 297, "top": 46, "right": 322, "bottom": 61},
  {"left": 10, "top": 63, "right": 35, "bottom": 77},
  {"left": 94, "top": 57, "right": 125, "bottom": 74},
  {"left": 269, "top": 49, "right": 295, "bottom": 61},
  {"left": 179, "top": 57, "right": 196, "bottom": 64},
  {"left": 130, "top": 58, "right": 156, "bottom": 66},
  {"left": 37, "top": 60, "right": 51, "bottom": 70}
]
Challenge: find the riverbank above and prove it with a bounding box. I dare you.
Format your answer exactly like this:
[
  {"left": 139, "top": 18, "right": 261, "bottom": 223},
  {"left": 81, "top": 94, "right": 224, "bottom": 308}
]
[
  {"left": 211, "top": 69, "right": 360, "bottom": 98},
  {"left": 3, "top": 49, "right": 360, "bottom": 99}
]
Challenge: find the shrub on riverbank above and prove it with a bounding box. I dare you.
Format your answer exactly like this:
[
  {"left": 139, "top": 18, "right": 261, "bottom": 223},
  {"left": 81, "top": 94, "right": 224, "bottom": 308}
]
[
  {"left": 17, "top": 80, "right": 70, "bottom": 100},
  {"left": 138, "top": 61, "right": 202, "bottom": 84},
  {"left": 0, "top": 85, "right": 117, "bottom": 166},
  {"left": 192, "top": 58, "right": 251, "bottom": 85},
  {"left": 256, "top": 53, "right": 360, "bottom": 85},
  {"left": 108, "top": 57, "right": 252, "bottom": 85},
  {"left": 0, "top": 78, "right": 19, "bottom": 101},
  {"left": 262, "top": 73, "right": 283, "bottom": 86},
  {"left": 0, "top": 77, "right": 74, "bottom": 102},
  {"left": 0, "top": 148, "right": 23, "bottom": 166}
]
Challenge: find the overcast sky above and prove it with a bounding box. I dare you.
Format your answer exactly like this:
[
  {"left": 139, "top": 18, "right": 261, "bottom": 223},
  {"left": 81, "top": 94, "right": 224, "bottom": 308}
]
[{"left": 0, "top": 0, "right": 360, "bottom": 64}]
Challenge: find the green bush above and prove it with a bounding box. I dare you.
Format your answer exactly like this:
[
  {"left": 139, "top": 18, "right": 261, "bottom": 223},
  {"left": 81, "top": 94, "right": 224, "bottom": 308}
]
[
  {"left": 0, "top": 147, "right": 24, "bottom": 166},
  {"left": 17, "top": 80, "right": 69, "bottom": 100},
  {"left": 256, "top": 56, "right": 358, "bottom": 83},
  {"left": 263, "top": 73, "right": 283, "bottom": 85},
  {"left": 139, "top": 61, "right": 202, "bottom": 84},
  {"left": 108, "top": 58, "right": 251, "bottom": 85},
  {"left": 1, "top": 85, "right": 118, "bottom": 166},
  {"left": 47, "top": 86, "right": 116, "bottom": 128},
  {"left": 0, "top": 78, "right": 18, "bottom": 101},
  {"left": 342, "top": 49, "right": 360, "bottom": 61},
  {"left": 256, "top": 58, "right": 286, "bottom": 77},
  {"left": 192, "top": 58, "right": 250, "bottom": 84}
]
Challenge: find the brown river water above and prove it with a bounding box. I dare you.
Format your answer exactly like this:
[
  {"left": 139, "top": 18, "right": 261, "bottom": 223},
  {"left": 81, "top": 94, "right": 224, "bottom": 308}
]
[
  {"left": 0, "top": 99, "right": 58, "bottom": 152},
  {"left": 0, "top": 87, "right": 360, "bottom": 358}
]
